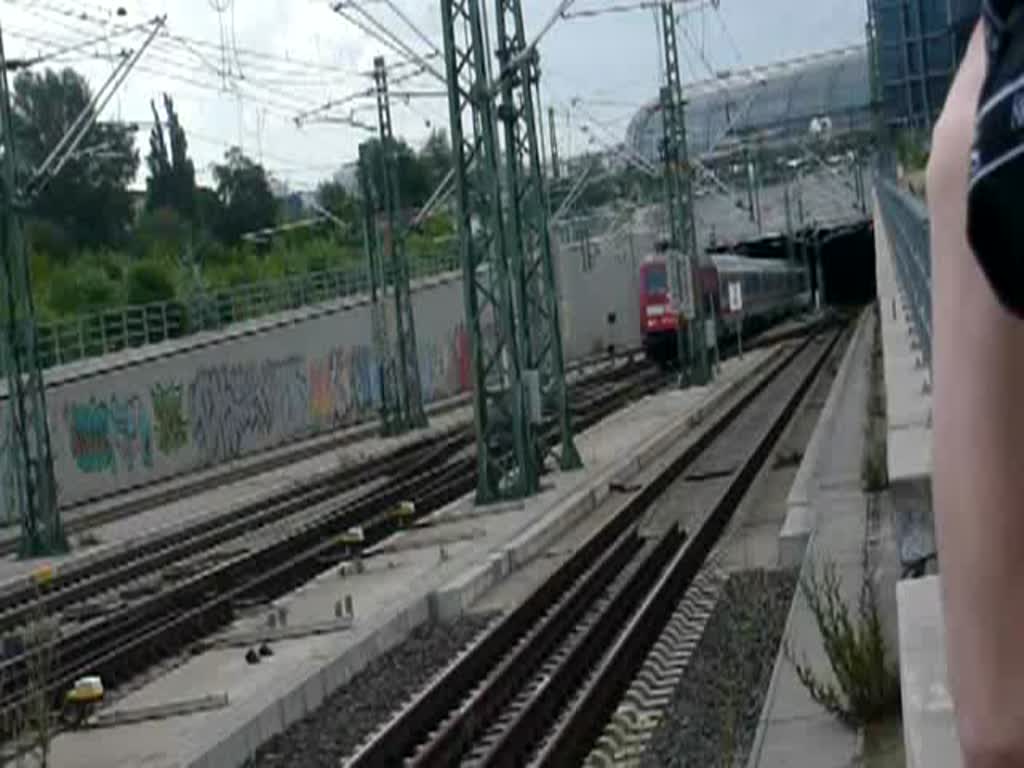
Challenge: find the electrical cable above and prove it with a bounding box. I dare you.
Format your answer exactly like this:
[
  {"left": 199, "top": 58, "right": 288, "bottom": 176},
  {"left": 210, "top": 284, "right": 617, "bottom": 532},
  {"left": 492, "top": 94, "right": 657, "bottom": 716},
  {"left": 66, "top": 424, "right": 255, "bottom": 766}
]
[
  {"left": 2, "top": 19, "right": 149, "bottom": 70},
  {"left": 3, "top": 22, "right": 333, "bottom": 119},
  {"left": 3, "top": 0, "right": 363, "bottom": 76},
  {"left": 331, "top": 3, "right": 448, "bottom": 87}
]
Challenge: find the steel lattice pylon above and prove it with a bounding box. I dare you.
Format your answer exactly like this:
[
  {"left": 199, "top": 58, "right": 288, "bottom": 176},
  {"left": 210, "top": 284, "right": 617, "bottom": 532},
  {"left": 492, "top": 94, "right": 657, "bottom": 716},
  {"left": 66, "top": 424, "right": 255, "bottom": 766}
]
[
  {"left": 494, "top": 0, "right": 580, "bottom": 472},
  {"left": 0, "top": 28, "right": 67, "bottom": 557},
  {"left": 440, "top": 0, "right": 536, "bottom": 502},
  {"left": 358, "top": 141, "right": 403, "bottom": 436},
  {"left": 373, "top": 57, "right": 428, "bottom": 431},
  {"left": 659, "top": 2, "right": 710, "bottom": 386}
]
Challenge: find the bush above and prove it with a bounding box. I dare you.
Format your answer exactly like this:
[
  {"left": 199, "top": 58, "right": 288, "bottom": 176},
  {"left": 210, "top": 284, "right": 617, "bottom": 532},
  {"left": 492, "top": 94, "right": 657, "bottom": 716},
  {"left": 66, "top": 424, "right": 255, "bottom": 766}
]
[
  {"left": 125, "top": 260, "right": 178, "bottom": 306},
  {"left": 786, "top": 560, "right": 900, "bottom": 727},
  {"left": 80, "top": 249, "right": 126, "bottom": 284},
  {"left": 47, "top": 264, "right": 121, "bottom": 317},
  {"left": 25, "top": 219, "right": 73, "bottom": 264},
  {"left": 131, "top": 207, "right": 191, "bottom": 261}
]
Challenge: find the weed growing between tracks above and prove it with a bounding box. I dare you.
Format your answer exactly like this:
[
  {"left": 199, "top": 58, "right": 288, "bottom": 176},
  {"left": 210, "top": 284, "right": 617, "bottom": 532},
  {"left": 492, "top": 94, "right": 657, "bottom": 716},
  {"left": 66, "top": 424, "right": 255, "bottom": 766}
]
[
  {"left": 642, "top": 569, "right": 796, "bottom": 768},
  {"left": 786, "top": 560, "right": 900, "bottom": 728}
]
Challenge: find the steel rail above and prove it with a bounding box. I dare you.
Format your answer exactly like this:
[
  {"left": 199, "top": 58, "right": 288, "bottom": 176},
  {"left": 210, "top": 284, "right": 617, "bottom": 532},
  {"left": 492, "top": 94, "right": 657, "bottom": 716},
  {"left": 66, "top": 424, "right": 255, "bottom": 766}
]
[
  {"left": 343, "top": 326, "right": 837, "bottom": 767},
  {"left": 0, "top": 362, "right": 668, "bottom": 727}
]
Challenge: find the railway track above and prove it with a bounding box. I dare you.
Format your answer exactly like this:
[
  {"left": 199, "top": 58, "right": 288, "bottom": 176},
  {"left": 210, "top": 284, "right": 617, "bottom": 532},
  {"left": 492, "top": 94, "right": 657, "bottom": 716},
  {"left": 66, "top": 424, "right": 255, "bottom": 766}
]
[
  {"left": 0, "top": 358, "right": 669, "bottom": 730},
  {"left": 23, "top": 349, "right": 649, "bottom": 557},
  {"left": 343, "top": 324, "right": 843, "bottom": 768}
]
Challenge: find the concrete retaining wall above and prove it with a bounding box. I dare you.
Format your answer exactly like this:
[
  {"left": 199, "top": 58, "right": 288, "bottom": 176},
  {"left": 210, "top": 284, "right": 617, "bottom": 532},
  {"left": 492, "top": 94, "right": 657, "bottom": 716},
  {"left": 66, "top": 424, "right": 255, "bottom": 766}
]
[{"left": 0, "top": 241, "right": 642, "bottom": 518}]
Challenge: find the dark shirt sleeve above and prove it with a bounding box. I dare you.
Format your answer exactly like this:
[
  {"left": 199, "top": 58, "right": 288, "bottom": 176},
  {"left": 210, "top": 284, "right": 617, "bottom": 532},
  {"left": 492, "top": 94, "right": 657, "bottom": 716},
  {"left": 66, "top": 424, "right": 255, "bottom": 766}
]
[{"left": 966, "top": 0, "right": 1024, "bottom": 317}]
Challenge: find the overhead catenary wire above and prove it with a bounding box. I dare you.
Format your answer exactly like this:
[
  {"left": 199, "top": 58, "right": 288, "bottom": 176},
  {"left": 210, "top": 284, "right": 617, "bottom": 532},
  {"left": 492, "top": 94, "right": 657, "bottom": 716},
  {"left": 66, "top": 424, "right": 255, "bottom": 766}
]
[
  {"left": 2, "top": 3, "right": 386, "bottom": 187},
  {"left": 3, "top": 22, "right": 335, "bottom": 121},
  {"left": 2, "top": 18, "right": 151, "bottom": 70},
  {"left": 3, "top": 0, "right": 363, "bottom": 77},
  {"left": 331, "top": 2, "right": 449, "bottom": 88},
  {"left": 561, "top": 0, "right": 711, "bottom": 19},
  {"left": 29, "top": 15, "right": 165, "bottom": 193}
]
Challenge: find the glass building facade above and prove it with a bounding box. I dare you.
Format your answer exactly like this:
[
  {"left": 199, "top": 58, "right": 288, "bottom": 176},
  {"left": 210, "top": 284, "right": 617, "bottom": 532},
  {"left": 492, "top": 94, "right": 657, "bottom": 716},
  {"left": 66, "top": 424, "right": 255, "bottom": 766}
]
[
  {"left": 868, "top": 0, "right": 979, "bottom": 129},
  {"left": 625, "top": 46, "right": 874, "bottom": 165}
]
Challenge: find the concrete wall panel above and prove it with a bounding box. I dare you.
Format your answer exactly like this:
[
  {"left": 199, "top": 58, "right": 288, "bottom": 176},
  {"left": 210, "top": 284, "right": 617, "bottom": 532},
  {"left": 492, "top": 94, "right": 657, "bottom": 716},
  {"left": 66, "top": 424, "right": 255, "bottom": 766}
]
[{"left": 1, "top": 232, "right": 642, "bottom": 517}]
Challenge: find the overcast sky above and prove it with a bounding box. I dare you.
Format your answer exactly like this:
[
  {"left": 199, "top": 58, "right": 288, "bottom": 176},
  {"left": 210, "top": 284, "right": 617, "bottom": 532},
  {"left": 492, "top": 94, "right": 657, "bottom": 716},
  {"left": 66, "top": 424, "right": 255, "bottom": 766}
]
[{"left": 1, "top": 0, "right": 867, "bottom": 192}]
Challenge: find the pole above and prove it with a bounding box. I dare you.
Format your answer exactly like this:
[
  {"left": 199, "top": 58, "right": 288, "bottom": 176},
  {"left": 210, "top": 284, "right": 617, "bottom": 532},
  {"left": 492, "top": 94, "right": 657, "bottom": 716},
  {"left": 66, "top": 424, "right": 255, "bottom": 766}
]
[
  {"left": 752, "top": 144, "right": 763, "bottom": 232},
  {"left": 374, "top": 56, "right": 428, "bottom": 430},
  {"left": 737, "top": 312, "right": 743, "bottom": 358},
  {"left": 784, "top": 174, "right": 795, "bottom": 262},
  {"left": 358, "top": 142, "right": 400, "bottom": 436},
  {"left": 0, "top": 24, "right": 66, "bottom": 556},
  {"left": 440, "top": 0, "right": 534, "bottom": 501},
  {"left": 814, "top": 228, "right": 824, "bottom": 310},
  {"left": 659, "top": 1, "right": 709, "bottom": 386},
  {"left": 548, "top": 106, "right": 561, "bottom": 181},
  {"left": 496, "top": 0, "right": 581, "bottom": 471}
]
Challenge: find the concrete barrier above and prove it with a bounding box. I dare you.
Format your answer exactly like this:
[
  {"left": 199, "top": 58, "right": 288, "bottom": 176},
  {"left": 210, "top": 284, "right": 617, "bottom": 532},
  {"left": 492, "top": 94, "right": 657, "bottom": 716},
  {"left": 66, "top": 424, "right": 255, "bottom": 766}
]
[
  {"left": 1, "top": 236, "right": 645, "bottom": 522},
  {"left": 431, "top": 346, "right": 785, "bottom": 622},
  {"left": 778, "top": 310, "right": 871, "bottom": 567}
]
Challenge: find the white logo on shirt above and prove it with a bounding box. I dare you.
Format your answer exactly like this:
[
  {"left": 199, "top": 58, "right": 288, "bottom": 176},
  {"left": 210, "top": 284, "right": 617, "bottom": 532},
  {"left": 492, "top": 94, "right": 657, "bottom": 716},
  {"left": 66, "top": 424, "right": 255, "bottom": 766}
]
[{"left": 1012, "top": 91, "right": 1024, "bottom": 131}]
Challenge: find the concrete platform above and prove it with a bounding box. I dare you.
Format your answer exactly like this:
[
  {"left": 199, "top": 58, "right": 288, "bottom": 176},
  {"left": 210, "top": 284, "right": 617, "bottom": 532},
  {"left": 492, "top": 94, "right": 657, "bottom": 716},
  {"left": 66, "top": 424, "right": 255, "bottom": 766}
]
[
  {"left": 747, "top": 307, "right": 903, "bottom": 768},
  {"left": 778, "top": 310, "right": 872, "bottom": 569},
  {"left": 44, "top": 345, "right": 783, "bottom": 768}
]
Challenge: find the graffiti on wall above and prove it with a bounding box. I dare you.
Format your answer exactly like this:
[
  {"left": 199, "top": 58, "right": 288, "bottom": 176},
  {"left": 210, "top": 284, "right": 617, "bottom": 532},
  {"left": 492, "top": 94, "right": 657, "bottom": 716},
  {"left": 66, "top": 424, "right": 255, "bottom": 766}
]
[
  {"left": 418, "top": 323, "right": 472, "bottom": 402},
  {"left": 151, "top": 382, "right": 188, "bottom": 456},
  {"left": 57, "top": 319, "right": 475, "bottom": 481},
  {"left": 308, "top": 346, "right": 380, "bottom": 429},
  {"left": 189, "top": 356, "right": 309, "bottom": 463},
  {"left": 64, "top": 394, "right": 154, "bottom": 474}
]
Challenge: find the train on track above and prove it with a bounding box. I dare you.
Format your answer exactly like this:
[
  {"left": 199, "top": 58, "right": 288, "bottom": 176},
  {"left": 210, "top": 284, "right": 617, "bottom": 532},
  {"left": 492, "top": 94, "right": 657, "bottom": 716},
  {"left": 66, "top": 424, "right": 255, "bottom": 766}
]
[{"left": 639, "top": 251, "right": 811, "bottom": 363}]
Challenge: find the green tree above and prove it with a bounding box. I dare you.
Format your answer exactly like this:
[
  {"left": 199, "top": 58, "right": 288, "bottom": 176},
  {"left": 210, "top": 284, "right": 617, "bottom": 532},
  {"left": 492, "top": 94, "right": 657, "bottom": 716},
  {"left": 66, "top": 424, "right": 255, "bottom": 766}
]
[
  {"left": 315, "top": 178, "right": 358, "bottom": 233},
  {"left": 419, "top": 128, "right": 452, "bottom": 192},
  {"left": 125, "top": 260, "right": 177, "bottom": 306},
  {"left": 210, "top": 147, "right": 277, "bottom": 244},
  {"left": 357, "top": 137, "right": 431, "bottom": 212},
  {"left": 11, "top": 67, "right": 139, "bottom": 248},
  {"left": 145, "top": 94, "right": 196, "bottom": 220},
  {"left": 131, "top": 207, "right": 190, "bottom": 261}
]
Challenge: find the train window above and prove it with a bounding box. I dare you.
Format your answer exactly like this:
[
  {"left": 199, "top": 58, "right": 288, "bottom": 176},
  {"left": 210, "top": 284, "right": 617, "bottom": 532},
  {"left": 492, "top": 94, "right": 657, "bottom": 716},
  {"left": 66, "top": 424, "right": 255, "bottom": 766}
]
[{"left": 644, "top": 264, "right": 668, "bottom": 294}]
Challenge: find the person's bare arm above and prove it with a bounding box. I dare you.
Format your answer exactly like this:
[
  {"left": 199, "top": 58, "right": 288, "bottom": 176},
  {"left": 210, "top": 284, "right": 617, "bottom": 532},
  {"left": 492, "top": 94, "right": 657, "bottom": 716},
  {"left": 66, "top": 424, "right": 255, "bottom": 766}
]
[{"left": 930, "top": 22, "right": 1024, "bottom": 767}]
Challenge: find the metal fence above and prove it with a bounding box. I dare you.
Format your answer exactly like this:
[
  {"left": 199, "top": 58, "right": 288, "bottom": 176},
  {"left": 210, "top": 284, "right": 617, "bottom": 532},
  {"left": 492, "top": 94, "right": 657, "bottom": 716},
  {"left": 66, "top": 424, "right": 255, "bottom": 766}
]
[
  {"left": 875, "top": 175, "right": 932, "bottom": 368},
  {"left": 33, "top": 251, "right": 460, "bottom": 370}
]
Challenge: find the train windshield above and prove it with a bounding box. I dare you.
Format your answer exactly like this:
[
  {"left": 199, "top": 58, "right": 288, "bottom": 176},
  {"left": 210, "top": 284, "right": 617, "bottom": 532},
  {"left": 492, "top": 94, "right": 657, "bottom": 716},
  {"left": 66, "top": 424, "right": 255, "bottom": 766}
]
[{"left": 644, "top": 265, "right": 668, "bottom": 295}]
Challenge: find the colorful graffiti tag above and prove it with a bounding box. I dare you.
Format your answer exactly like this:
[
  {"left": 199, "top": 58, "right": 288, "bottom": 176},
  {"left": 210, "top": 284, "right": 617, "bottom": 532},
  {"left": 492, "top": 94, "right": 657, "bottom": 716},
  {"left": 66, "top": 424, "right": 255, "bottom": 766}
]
[
  {"left": 308, "top": 346, "right": 381, "bottom": 429},
  {"left": 151, "top": 382, "right": 188, "bottom": 456},
  {"left": 418, "top": 323, "right": 472, "bottom": 402},
  {"left": 64, "top": 395, "right": 154, "bottom": 475},
  {"left": 57, "top": 318, "right": 475, "bottom": 482},
  {"left": 189, "top": 356, "right": 309, "bottom": 463}
]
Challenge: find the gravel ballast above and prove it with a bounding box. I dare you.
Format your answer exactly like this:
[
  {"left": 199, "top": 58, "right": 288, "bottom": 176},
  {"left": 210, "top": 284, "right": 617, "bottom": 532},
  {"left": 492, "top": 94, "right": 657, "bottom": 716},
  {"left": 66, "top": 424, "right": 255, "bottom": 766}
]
[
  {"left": 248, "top": 613, "right": 496, "bottom": 767},
  {"left": 642, "top": 568, "right": 797, "bottom": 768}
]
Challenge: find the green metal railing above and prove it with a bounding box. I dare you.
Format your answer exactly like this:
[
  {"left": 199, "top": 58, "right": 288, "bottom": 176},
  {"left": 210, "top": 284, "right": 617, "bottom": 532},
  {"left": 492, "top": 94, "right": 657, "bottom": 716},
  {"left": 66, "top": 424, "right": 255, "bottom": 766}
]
[{"left": 32, "top": 251, "right": 460, "bottom": 370}]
